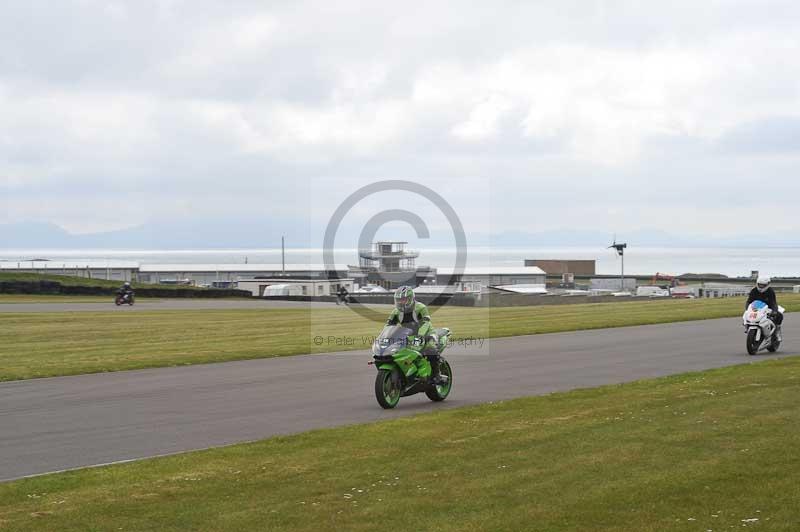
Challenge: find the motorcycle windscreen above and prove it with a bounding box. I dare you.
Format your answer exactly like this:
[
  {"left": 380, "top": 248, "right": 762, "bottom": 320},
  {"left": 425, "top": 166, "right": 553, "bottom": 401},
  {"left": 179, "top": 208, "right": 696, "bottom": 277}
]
[
  {"left": 378, "top": 325, "right": 414, "bottom": 343},
  {"left": 748, "top": 300, "right": 768, "bottom": 311}
]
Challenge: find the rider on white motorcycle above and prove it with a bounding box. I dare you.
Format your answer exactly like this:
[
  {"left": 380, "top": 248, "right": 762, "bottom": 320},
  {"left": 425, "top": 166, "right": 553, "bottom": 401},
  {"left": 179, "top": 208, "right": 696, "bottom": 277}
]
[{"left": 746, "top": 276, "right": 783, "bottom": 340}]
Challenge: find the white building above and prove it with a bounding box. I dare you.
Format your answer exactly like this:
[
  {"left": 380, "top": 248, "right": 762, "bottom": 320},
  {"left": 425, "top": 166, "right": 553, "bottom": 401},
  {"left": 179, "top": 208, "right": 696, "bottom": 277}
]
[
  {"left": 490, "top": 284, "right": 548, "bottom": 294},
  {"left": 590, "top": 278, "right": 637, "bottom": 292},
  {"left": 698, "top": 283, "right": 751, "bottom": 298},
  {"left": 137, "top": 263, "right": 350, "bottom": 286},
  {"left": 237, "top": 278, "right": 355, "bottom": 297},
  {"left": 434, "top": 266, "right": 546, "bottom": 287}
]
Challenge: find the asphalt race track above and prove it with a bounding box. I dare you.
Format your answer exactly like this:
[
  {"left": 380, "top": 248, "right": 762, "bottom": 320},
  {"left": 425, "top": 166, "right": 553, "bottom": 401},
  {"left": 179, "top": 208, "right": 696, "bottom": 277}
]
[{"left": 0, "top": 317, "right": 795, "bottom": 481}]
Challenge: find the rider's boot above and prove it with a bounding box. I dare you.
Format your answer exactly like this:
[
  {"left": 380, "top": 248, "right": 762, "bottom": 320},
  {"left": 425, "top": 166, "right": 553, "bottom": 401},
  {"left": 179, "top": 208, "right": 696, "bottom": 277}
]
[{"left": 428, "top": 355, "right": 448, "bottom": 386}]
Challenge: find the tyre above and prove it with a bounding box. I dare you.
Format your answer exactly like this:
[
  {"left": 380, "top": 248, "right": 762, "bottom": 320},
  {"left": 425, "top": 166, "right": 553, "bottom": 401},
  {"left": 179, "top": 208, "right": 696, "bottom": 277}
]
[
  {"left": 375, "top": 368, "right": 402, "bottom": 409},
  {"left": 768, "top": 336, "right": 781, "bottom": 353},
  {"left": 746, "top": 329, "right": 760, "bottom": 356},
  {"left": 425, "top": 359, "right": 453, "bottom": 402},
  {"left": 115, "top": 297, "right": 122, "bottom": 306}
]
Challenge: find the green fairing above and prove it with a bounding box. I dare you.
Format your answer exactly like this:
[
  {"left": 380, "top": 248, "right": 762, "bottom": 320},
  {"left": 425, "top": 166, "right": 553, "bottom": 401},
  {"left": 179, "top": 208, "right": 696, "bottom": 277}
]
[
  {"left": 392, "top": 350, "right": 420, "bottom": 377},
  {"left": 378, "top": 345, "right": 431, "bottom": 379},
  {"left": 415, "top": 355, "right": 432, "bottom": 378}
]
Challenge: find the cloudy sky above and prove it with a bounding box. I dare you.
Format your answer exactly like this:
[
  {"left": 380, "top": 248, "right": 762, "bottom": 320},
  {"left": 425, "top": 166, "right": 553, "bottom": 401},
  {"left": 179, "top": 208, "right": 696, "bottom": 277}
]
[{"left": 1, "top": 0, "right": 799, "bottom": 245}]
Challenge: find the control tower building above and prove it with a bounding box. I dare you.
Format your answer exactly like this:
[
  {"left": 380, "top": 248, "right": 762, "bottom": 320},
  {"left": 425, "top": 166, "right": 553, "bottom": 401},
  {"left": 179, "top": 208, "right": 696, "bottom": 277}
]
[{"left": 354, "top": 241, "right": 435, "bottom": 289}]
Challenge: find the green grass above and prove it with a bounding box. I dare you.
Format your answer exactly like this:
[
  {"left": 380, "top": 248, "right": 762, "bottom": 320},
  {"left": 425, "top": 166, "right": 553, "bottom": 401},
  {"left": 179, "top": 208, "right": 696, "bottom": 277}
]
[
  {"left": 0, "top": 271, "right": 206, "bottom": 290},
  {"left": 2, "top": 295, "right": 799, "bottom": 382},
  {"left": 1, "top": 357, "right": 799, "bottom": 531},
  {"left": 0, "top": 294, "right": 142, "bottom": 303}
]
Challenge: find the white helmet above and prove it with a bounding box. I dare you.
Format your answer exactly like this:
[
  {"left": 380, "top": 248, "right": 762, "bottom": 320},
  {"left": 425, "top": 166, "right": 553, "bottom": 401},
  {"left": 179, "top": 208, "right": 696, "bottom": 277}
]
[{"left": 756, "top": 276, "right": 771, "bottom": 293}]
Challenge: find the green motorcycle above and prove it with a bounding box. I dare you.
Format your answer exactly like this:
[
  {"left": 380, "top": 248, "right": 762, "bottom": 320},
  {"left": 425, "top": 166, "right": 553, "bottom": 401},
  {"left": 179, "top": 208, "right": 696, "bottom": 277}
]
[{"left": 370, "top": 324, "right": 453, "bottom": 409}]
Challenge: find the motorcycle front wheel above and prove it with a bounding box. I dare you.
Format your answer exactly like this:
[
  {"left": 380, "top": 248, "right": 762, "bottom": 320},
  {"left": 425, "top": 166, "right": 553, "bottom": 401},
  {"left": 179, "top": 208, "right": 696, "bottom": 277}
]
[
  {"left": 425, "top": 359, "right": 453, "bottom": 402},
  {"left": 375, "top": 368, "right": 402, "bottom": 409},
  {"left": 746, "top": 329, "right": 759, "bottom": 356}
]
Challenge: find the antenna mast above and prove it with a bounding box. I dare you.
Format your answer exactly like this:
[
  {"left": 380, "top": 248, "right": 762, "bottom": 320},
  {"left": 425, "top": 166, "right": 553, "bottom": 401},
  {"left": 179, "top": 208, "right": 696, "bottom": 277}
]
[{"left": 609, "top": 237, "right": 628, "bottom": 292}]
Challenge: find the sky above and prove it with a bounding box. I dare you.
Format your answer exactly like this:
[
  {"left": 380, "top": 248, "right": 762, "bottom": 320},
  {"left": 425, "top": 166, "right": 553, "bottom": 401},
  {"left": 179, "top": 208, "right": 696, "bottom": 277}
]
[{"left": 1, "top": 0, "right": 800, "bottom": 246}]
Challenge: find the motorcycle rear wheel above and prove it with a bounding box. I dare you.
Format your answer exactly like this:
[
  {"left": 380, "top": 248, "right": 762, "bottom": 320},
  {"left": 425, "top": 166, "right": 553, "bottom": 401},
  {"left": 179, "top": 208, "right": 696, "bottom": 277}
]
[
  {"left": 768, "top": 335, "right": 781, "bottom": 353},
  {"left": 746, "top": 329, "right": 759, "bottom": 356},
  {"left": 425, "top": 360, "right": 453, "bottom": 402},
  {"left": 375, "top": 368, "right": 402, "bottom": 409}
]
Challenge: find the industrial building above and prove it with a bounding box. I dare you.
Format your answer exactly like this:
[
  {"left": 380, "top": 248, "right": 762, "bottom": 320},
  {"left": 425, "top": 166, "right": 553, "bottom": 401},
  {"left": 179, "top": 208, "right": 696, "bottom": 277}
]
[
  {"left": 698, "top": 283, "right": 751, "bottom": 298},
  {"left": 137, "top": 263, "right": 350, "bottom": 286},
  {"left": 435, "top": 266, "right": 546, "bottom": 287},
  {"left": 525, "top": 259, "right": 596, "bottom": 276},
  {"left": 590, "top": 278, "right": 637, "bottom": 292}
]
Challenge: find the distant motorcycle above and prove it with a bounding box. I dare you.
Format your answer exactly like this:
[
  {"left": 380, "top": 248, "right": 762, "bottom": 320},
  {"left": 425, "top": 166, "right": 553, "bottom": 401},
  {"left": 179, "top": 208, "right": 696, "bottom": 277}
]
[
  {"left": 336, "top": 293, "right": 350, "bottom": 305},
  {"left": 743, "top": 301, "right": 784, "bottom": 355},
  {"left": 115, "top": 292, "right": 135, "bottom": 306}
]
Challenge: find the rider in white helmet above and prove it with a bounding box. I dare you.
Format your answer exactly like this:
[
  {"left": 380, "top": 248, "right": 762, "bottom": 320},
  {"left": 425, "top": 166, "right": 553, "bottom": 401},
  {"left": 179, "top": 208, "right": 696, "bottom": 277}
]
[
  {"left": 118, "top": 281, "right": 134, "bottom": 297},
  {"left": 746, "top": 276, "right": 783, "bottom": 338}
]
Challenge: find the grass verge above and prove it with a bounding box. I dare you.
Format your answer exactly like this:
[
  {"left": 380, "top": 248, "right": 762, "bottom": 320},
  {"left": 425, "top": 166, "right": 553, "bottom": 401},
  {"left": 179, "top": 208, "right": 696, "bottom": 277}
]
[
  {"left": 1, "top": 357, "right": 799, "bottom": 531},
  {"left": 1, "top": 295, "right": 799, "bottom": 381},
  {"left": 0, "top": 295, "right": 137, "bottom": 303},
  {"left": 0, "top": 272, "right": 192, "bottom": 290}
]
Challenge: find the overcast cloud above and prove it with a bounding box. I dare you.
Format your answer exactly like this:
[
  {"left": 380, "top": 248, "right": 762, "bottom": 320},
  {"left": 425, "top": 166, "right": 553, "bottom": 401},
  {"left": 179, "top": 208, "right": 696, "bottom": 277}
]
[{"left": 1, "top": 0, "right": 799, "bottom": 242}]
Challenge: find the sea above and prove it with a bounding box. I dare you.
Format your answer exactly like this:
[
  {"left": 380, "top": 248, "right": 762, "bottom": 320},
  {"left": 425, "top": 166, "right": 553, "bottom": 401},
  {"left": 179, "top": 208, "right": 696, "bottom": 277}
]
[{"left": 1, "top": 247, "right": 799, "bottom": 278}]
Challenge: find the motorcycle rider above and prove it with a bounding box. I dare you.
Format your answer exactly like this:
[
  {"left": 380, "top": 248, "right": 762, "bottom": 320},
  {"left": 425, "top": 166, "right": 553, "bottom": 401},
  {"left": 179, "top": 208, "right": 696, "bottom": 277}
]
[
  {"left": 337, "top": 285, "right": 349, "bottom": 305},
  {"left": 118, "top": 281, "right": 134, "bottom": 302},
  {"left": 386, "top": 286, "right": 447, "bottom": 385},
  {"left": 746, "top": 276, "right": 783, "bottom": 340}
]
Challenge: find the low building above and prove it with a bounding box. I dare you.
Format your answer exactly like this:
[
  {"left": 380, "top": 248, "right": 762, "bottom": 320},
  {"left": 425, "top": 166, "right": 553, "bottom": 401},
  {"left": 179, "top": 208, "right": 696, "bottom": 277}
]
[
  {"left": 237, "top": 278, "right": 355, "bottom": 297},
  {"left": 525, "top": 259, "right": 596, "bottom": 276},
  {"left": 138, "top": 263, "right": 350, "bottom": 286},
  {"left": 698, "top": 283, "right": 750, "bottom": 298},
  {"left": 414, "top": 282, "right": 482, "bottom": 295},
  {"left": 590, "top": 278, "right": 637, "bottom": 292},
  {"left": 435, "top": 266, "right": 546, "bottom": 287},
  {"left": 490, "top": 284, "right": 548, "bottom": 294}
]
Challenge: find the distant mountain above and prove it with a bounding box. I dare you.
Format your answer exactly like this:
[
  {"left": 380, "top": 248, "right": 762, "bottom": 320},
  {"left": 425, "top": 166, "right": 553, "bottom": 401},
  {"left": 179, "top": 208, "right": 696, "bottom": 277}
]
[
  {"left": 473, "top": 229, "right": 800, "bottom": 249},
  {"left": 0, "top": 218, "right": 313, "bottom": 250},
  {"left": 1, "top": 220, "right": 798, "bottom": 250}
]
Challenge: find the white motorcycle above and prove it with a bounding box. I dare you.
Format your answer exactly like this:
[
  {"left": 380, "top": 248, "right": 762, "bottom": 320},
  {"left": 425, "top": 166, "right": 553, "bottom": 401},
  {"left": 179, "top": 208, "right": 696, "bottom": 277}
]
[{"left": 742, "top": 301, "right": 784, "bottom": 355}]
